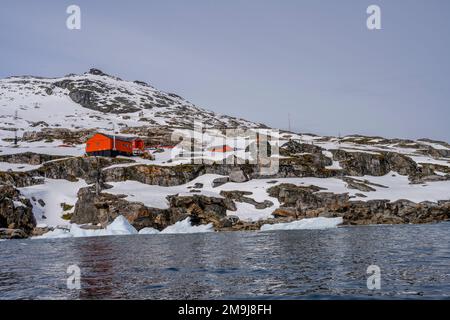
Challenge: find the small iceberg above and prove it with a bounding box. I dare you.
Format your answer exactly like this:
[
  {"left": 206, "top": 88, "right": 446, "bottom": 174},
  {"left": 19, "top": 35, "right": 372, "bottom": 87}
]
[
  {"left": 33, "top": 216, "right": 214, "bottom": 239},
  {"left": 260, "top": 217, "right": 343, "bottom": 231},
  {"left": 140, "top": 218, "right": 214, "bottom": 234},
  {"left": 138, "top": 227, "right": 160, "bottom": 235},
  {"left": 34, "top": 216, "right": 138, "bottom": 239},
  {"left": 160, "top": 218, "right": 214, "bottom": 234},
  {"left": 105, "top": 216, "right": 138, "bottom": 235}
]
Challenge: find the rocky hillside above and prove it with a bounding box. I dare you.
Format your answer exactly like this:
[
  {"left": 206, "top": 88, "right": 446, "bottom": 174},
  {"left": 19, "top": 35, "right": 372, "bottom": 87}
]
[
  {"left": 0, "top": 68, "right": 264, "bottom": 138},
  {"left": 0, "top": 132, "right": 449, "bottom": 239},
  {"left": 1, "top": 69, "right": 450, "bottom": 239}
]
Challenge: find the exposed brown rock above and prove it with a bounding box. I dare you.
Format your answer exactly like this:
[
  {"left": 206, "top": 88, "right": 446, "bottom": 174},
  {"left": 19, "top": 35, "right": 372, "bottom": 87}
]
[{"left": 0, "top": 185, "right": 35, "bottom": 236}]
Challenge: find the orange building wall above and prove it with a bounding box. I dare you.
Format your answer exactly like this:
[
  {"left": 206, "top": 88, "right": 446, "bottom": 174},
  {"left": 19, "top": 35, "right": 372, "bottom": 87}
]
[
  {"left": 114, "top": 139, "right": 133, "bottom": 153},
  {"left": 86, "top": 133, "right": 113, "bottom": 153},
  {"left": 86, "top": 134, "right": 144, "bottom": 155}
]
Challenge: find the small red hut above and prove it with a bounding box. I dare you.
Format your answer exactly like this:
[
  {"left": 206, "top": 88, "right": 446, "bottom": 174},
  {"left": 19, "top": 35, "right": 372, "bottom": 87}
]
[
  {"left": 86, "top": 132, "right": 145, "bottom": 157},
  {"left": 208, "top": 145, "right": 234, "bottom": 153}
]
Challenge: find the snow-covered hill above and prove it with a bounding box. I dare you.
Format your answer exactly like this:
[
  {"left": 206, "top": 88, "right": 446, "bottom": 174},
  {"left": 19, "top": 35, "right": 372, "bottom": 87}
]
[
  {"left": 1, "top": 68, "right": 450, "bottom": 240},
  {"left": 0, "top": 68, "right": 263, "bottom": 138}
]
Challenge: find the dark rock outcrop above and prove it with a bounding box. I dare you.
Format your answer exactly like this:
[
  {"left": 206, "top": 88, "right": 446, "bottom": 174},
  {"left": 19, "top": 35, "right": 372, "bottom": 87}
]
[
  {"left": 0, "top": 152, "right": 65, "bottom": 165},
  {"left": 22, "top": 128, "right": 95, "bottom": 144},
  {"left": 72, "top": 187, "right": 237, "bottom": 231},
  {"left": 267, "top": 183, "right": 450, "bottom": 225},
  {"left": 54, "top": 78, "right": 141, "bottom": 114},
  {"left": 0, "top": 228, "right": 28, "bottom": 239},
  {"left": 0, "top": 171, "right": 43, "bottom": 188},
  {"left": 103, "top": 164, "right": 205, "bottom": 187},
  {"left": 331, "top": 149, "right": 418, "bottom": 177},
  {"left": 71, "top": 186, "right": 184, "bottom": 230},
  {"left": 34, "top": 156, "right": 133, "bottom": 183},
  {"left": 280, "top": 140, "right": 325, "bottom": 155},
  {"left": 229, "top": 168, "right": 249, "bottom": 183},
  {"left": 0, "top": 156, "right": 134, "bottom": 187},
  {"left": 0, "top": 185, "right": 35, "bottom": 237},
  {"left": 220, "top": 190, "right": 273, "bottom": 209},
  {"left": 167, "top": 194, "right": 236, "bottom": 228}
]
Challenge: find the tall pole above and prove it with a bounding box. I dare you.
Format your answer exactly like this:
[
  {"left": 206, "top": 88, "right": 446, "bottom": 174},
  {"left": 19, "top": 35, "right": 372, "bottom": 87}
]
[
  {"left": 13, "top": 110, "right": 18, "bottom": 146},
  {"left": 112, "top": 123, "right": 116, "bottom": 151},
  {"left": 288, "top": 113, "right": 291, "bottom": 132}
]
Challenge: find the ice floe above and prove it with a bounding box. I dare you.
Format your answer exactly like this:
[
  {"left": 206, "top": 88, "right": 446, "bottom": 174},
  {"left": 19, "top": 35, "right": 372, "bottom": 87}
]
[{"left": 260, "top": 217, "right": 343, "bottom": 231}]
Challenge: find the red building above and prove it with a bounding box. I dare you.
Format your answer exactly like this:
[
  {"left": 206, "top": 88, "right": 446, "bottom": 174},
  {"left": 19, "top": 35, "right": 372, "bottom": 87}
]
[
  {"left": 86, "top": 133, "right": 145, "bottom": 157},
  {"left": 208, "top": 145, "right": 234, "bottom": 153}
]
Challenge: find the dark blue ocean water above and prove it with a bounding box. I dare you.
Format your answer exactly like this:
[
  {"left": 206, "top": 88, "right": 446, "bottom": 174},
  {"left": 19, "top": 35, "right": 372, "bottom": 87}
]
[{"left": 1, "top": 222, "right": 450, "bottom": 299}]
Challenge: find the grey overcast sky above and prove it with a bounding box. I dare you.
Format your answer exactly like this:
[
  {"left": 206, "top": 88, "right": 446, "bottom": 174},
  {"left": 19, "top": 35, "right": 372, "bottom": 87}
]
[{"left": 1, "top": 0, "right": 449, "bottom": 141}]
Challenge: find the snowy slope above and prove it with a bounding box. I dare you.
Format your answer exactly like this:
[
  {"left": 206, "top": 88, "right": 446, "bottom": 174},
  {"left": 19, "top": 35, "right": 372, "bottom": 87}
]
[{"left": 0, "top": 68, "right": 263, "bottom": 138}]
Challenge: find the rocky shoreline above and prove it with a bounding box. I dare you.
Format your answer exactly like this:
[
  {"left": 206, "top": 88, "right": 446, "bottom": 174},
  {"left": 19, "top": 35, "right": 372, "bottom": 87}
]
[{"left": 1, "top": 138, "right": 449, "bottom": 239}]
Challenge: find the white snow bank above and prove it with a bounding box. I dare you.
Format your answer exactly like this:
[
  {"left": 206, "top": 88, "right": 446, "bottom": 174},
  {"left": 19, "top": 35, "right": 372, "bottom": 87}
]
[
  {"left": 19, "top": 178, "right": 88, "bottom": 226},
  {"left": 418, "top": 141, "right": 449, "bottom": 151},
  {"left": 105, "top": 174, "right": 225, "bottom": 209},
  {"left": 260, "top": 217, "right": 343, "bottom": 231},
  {"left": 0, "top": 162, "right": 41, "bottom": 172},
  {"left": 349, "top": 171, "right": 450, "bottom": 203},
  {"left": 410, "top": 156, "right": 450, "bottom": 168},
  {"left": 228, "top": 202, "right": 276, "bottom": 222},
  {"left": 0, "top": 141, "right": 85, "bottom": 157}
]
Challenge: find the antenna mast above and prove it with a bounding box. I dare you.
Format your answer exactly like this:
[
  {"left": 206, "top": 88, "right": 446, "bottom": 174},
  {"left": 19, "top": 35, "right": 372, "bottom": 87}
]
[
  {"left": 112, "top": 123, "right": 116, "bottom": 151},
  {"left": 13, "top": 110, "right": 18, "bottom": 146},
  {"left": 288, "top": 113, "right": 291, "bottom": 132}
]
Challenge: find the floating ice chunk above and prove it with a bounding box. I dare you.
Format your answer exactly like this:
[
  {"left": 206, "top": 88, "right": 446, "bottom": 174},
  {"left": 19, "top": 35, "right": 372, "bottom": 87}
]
[
  {"left": 105, "top": 215, "right": 138, "bottom": 235},
  {"left": 138, "top": 227, "right": 161, "bottom": 235},
  {"left": 260, "top": 217, "right": 343, "bottom": 231},
  {"left": 34, "top": 215, "right": 138, "bottom": 239},
  {"left": 160, "top": 218, "right": 214, "bottom": 234}
]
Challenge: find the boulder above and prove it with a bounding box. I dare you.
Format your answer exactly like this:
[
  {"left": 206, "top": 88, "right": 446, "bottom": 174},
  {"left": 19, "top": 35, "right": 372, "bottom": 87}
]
[
  {"left": 167, "top": 194, "right": 236, "bottom": 227},
  {"left": 212, "top": 177, "right": 229, "bottom": 188},
  {"left": 280, "top": 140, "right": 325, "bottom": 155},
  {"left": 331, "top": 149, "right": 418, "bottom": 177},
  {"left": 0, "top": 185, "right": 35, "bottom": 235},
  {"left": 229, "top": 168, "right": 249, "bottom": 183},
  {"left": 0, "top": 228, "right": 28, "bottom": 239}
]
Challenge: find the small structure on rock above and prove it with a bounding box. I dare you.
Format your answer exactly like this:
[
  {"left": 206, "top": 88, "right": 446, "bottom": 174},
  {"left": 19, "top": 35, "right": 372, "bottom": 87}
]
[
  {"left": 85, "top": 132, "right": 145, "bottom": 157},
  {"left": 208, "top": 145, "right": 234, "bottom": 153}
]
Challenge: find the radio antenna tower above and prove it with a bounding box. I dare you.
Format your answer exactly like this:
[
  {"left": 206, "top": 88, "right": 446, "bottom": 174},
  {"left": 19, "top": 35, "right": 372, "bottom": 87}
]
[
  {"left": 14, "top": 110, "right": 18, "bottom": 146},
  {"left": 288, "top": 113, "right": 291, "bottom": 132}
]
